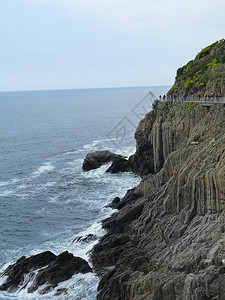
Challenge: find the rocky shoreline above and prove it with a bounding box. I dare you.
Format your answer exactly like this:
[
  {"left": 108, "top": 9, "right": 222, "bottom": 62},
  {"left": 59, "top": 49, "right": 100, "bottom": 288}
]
[
  {"left": 90, "top": 101, "right": 225, "bottom": 300},
  {"left": 1, "top": 101, "right": 224, "bottom": 299}
]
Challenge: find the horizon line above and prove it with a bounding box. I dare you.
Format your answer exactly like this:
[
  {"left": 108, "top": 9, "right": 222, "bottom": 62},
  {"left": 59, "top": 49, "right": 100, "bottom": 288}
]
[{"left": 0, "top": 84, "right": 172, "bottom": 93}]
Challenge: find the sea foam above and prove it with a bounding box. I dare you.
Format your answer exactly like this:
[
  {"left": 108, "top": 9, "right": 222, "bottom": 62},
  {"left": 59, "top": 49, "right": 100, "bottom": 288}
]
[{"left": 32, "top": 162, "right": 55, "bottom": 177}]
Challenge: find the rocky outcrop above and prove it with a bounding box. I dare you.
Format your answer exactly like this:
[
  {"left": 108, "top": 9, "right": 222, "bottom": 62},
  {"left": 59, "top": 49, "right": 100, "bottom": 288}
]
[
  {"left": 0, "top": 251, "right": 92, "bottom": 295},
  {"left": 168, "top": 39, "right": 225, "bottom": 97},
  {"left": 91, "top": 102, "right": 225, "bottom": 300},
  {"left": 82, "top": 150, "right": 131, "bottom": 172}
]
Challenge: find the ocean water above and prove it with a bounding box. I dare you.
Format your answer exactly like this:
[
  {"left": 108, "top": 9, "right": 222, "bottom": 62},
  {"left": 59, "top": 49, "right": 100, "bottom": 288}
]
[{"left": 0, "top": 86, "right": 169, "bottom": 299}]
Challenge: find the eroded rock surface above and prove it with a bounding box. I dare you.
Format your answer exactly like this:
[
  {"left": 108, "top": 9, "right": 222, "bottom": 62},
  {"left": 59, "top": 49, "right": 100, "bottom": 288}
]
[{"left": 92, "top": 102, "right": 225, "bottom": 300}]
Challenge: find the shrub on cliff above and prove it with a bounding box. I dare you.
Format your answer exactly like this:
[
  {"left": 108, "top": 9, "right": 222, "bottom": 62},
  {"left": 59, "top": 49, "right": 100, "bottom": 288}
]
[{"left": 169, "top": 39, "right": 225, "bottom": 96}]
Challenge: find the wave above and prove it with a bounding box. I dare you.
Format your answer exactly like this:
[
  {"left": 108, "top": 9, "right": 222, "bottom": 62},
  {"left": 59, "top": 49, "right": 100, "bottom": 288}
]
[
  {"left": 0, "top": 190, "right": 15, "bottom": 197},
  {"left": 83, "top": 137, "right": 122, "bottom": 151},
  {"left": 0, "top": 272, "right": 99, "bottom": 300},
  {"left": 81, "top": 163, "right": 111, "bottom": 179},
  {"left": 62, "top": 149, "right": 85, "bottom": 157},
  {"left": 0, "top": 178, "right": 20, "bottom": 187},
  {"left": 32, "top": 162, "right": 55, "bottom": 177}
]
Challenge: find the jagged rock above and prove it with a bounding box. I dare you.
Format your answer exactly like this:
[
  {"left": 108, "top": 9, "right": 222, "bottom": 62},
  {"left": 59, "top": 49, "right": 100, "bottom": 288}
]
[
  {"left": 91, "top": 103, "right": 225, "bottom": 300},
  {"left": 0, "top": 251, "right": 57, "bottom": 292},
  {"left": 82, "top": 150, "right": 128, "bottom": 171},
  {"left": 106, "top": 196, "right": 120, "bottom": 209},
  {"left": 106, "top": 156, "right": 132, "bottom": 173},
  {"left": 0, "top": 251, "right": 92, "bottom": 294},
  {"left": 73, "top": 233, "right": 97, "bottom": 243}
]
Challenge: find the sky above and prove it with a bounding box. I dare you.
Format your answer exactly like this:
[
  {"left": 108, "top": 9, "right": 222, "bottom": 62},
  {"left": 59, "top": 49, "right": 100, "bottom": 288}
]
[{"left": 0, "top": 0, "right": 225, "bottom": 91}]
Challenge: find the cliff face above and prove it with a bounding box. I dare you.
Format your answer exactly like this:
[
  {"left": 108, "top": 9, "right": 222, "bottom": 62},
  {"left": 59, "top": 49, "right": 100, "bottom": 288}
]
[{"left": 92, "top": 102, "right": 225, "bottom": 300}]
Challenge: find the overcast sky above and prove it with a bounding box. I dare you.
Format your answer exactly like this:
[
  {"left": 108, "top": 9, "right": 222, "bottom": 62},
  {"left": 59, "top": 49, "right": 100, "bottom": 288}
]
[{"left": 1, "top": 0, "right": 225, "bottom": 91}]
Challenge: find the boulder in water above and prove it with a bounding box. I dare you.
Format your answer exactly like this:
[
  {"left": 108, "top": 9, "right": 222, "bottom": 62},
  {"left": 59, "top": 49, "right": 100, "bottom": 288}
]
[
  {"left": 82, "top": 150, "right": 127, "bottom": 171},
  {"left": 0, "top": 251, "right": 92, "bottom": 294}
]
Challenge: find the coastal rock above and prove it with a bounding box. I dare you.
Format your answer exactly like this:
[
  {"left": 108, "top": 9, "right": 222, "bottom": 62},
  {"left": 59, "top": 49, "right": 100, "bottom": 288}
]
[
  {"left": 73, "top": 233, "right": 97, "bottom": 243},
  {"left": 0, "top": 251, "right": 56, "bottom": 292},
  {"left": 82, "top": 150, "right": 128, "bottom": 171},
  {"left": 106, "top": 196, "right": 120, "bottom": 209},
  {"left": 106, "top": 157, "right": 132, "bottom": 173},
  {"left": 0, "top": 251, "right": 92, "bottom": 294},
  {"left": 91, "top": 103, "right": 225, "bottom": 300}
]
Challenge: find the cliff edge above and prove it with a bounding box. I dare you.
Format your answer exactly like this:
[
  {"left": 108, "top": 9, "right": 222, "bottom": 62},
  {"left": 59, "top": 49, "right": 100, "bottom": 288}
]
[{"left": 91, "top": 101, "right": 225, "bottom": 300}]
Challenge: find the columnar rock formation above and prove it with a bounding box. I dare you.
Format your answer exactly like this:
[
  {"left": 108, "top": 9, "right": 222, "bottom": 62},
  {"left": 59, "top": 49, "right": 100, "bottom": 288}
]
[{"left": 92, "top": 102, "right": 225, "bottom": 300}]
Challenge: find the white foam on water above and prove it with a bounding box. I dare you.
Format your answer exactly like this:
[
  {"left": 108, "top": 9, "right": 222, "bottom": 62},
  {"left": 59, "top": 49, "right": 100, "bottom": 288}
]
[
  {"left": 36, "top": 208, "right": 46, "bottom": 214},
  {"left": 83, "top": 137, "right": 128, "bottom": 152},
  {"left": 32, "top": 162, "right": 55, "bottom": 178},
  {"left": 15, "top": 193, "right": 29, "bottom": 199},
  {"left": 59, "top": 158, "right": 83, "bottom": 173},
  {"left": 83, "top": 139, "right": 105, "bottom": 151},
  {"left": 0, "top": 190, "right": 15, "bottom": 197},
  {"left": 11, "top": 272, "right": 98, "bottom": 300},
  {"left": 17, "top": 184, "right": 29, "bottom": 190},
  {"left": 69, "top": 208, "right": 117, "bottom": 263},
  {"left": 66, "top": 158, "right": 83, "bottom": 166},
  {"left": 0, "top": 274, "right": 8, "bottom": 286},
  {"left": 48, "top": 195, "right": 59, "bottom": 204},
  {"left": 115, "top": 145, "right": 136, "bottom": 157},
  {"left": 81, "top": 163, "right": 111, "bottom": 179},
  {"left": 83, "top": 137, "right": 129, "bottom": 151},
  {"left": 42, "top": 181, "right": 56, "bottom": 188},
  {"left": 57, "top": 272, "right": 98, "bottom": 300},
  {"left": 0, "top": 261, "right": 12, "bottom": 273},
  {"left": 62, "top": 149, "right": 85, "bottom": 157},
  {"left": 44, "top": 181, "right": 56, "bottom": 187},
  {"left": 0, "top": 178, "right": 20, "bottom": 187}
]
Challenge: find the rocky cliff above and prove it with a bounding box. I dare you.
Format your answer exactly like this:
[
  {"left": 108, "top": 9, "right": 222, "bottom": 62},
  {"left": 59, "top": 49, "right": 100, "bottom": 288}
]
[
  {"left": 168, "top": 39, "right": 225, "bottom": 97},
  {"left": 91, "top": 101, "right": 225, "bottom": 300}
]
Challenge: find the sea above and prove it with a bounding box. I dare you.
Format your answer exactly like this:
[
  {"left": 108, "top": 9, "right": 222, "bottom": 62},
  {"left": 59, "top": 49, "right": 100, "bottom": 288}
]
[{"left": 0, "top": 86, "right": 169, "bottom": 300}]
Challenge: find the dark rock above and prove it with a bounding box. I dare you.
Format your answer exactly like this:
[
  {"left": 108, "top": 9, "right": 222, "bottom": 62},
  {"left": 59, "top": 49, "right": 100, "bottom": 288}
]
[
  {"left": 73, "top": 233, "right": 97, "bottom": 243},
  {"left": 106, "top": 197, "right": 120, "bottom": 209},
  {"left": 82, "top": 150, "right": 126, "bottom": 171},
  {"left": 92, "top": 233, "right": 131, "bottom": 269},
  {"left": 91, "top": 103, "right": 225, "bottom": 300},
  {"left": 28, "top": 251, "right": 92, "bottom": 292},
  {"left": 0, "top": 251, "right": 57, "bottom": 291},
  {"left": 106, "top": 157, "right": 132, "bottom": 173},
  {"left": 0, "top": 251, "right": 92, "bottom": 294},
  {"left": 115, "top": 201, "right": 144, "bottom": 227},
  {"left": 116, "top": 188, "right": 140, "bottom": 210},
  {"left": 55, "top": 288, "right": 68, "bottom": 296}
]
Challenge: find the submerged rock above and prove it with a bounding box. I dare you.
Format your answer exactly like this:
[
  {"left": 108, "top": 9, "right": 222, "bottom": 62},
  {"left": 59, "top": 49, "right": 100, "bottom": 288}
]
[{"left": 0, "top": 251, "right": 92, "bottom": 294}]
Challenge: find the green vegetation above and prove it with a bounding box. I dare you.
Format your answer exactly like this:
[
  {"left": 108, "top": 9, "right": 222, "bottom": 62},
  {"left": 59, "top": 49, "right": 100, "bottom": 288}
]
[
  {"left": 153, "top": 100, "right": 171, "bottom": 120},
  {"left": 153, "top": 99, "right": 197, "bottom": 120},
  {"left": 168, "top": 39, "right": 225, "bottom": 96},
  {"left": 179, "top": 102, "right": 198, "bottom": 114}
]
